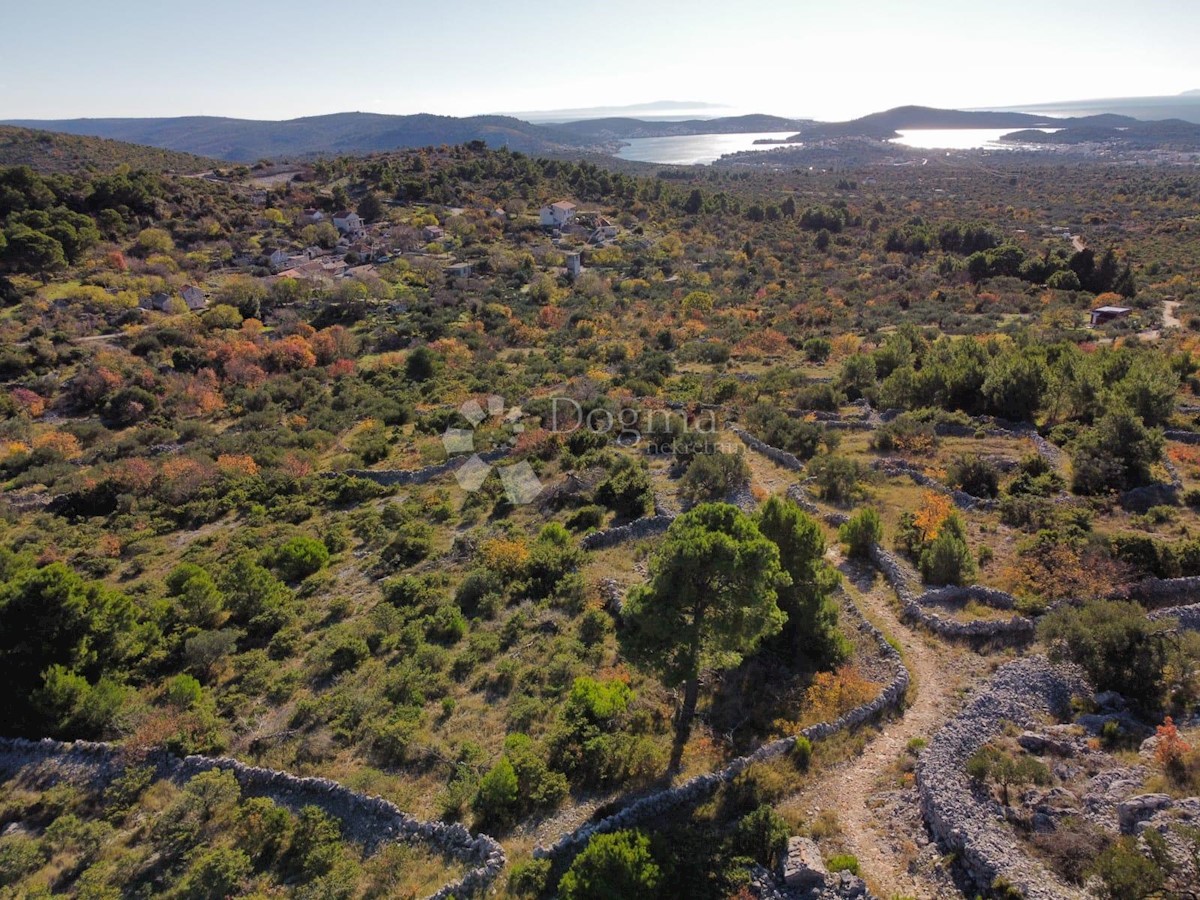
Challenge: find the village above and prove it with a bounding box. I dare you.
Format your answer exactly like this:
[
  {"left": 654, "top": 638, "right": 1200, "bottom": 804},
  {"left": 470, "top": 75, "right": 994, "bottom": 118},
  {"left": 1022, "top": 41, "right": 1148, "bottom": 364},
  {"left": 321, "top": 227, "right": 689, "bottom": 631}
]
[{"left": 135, "top": 176, "right": 626, "bottom": 315}]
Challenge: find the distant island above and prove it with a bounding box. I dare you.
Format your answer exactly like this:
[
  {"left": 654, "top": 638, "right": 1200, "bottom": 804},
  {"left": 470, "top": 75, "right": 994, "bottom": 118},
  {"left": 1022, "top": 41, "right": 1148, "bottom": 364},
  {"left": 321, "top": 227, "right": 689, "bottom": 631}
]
[{"left": 6, "top": 100, "right": 1200, "bottom": 164}]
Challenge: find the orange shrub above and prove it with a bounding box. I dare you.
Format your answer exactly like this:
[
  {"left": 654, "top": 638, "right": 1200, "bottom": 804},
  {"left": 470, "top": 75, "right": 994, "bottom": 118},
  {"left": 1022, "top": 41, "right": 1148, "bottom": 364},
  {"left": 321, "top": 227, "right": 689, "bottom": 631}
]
[
  {"left": 32, "top": 431, "right": 82, "bottom": 461},
  {"left": 478, "top": 538, "right": 530, "bottom": 577},
  {"left": 10, "top": 388, "right": 45, "bottom": 417},
  {"left": 216, "top": 454, "right": 259, "bottom": 478},
  {"left": 913, "top": 491, "right": 953, "bottom": 542},
  {"left": 804, "top": 666, "right": 877, "bottom": 723}
]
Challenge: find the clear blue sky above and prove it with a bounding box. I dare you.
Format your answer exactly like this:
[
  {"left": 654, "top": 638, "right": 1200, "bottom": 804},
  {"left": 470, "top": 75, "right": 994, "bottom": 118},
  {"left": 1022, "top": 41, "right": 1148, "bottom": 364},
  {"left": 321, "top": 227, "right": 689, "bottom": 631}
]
[{"left": 4, "top": 0, "right": 1198, "bottom": 121}]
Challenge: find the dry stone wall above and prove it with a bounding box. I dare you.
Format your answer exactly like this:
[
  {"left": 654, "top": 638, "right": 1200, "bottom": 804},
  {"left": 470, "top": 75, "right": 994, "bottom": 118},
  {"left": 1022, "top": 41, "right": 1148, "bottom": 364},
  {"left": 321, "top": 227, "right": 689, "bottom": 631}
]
[
  {"left": 334, "top": 448, "right": 510, "bottom": 487},
  {"left": 915, "top": 657, "right": 1091, "bottom": 900},
  {"left": 580, "top": 515, "right": 674, "bottom": 550},
  {"left": 0, "top": 737, "right": 503, "bottom": 900},
  {"left": 870, "top": 458, "right": 996, "bottom": 512},
  {"left": 732, "top": 427, "right": 807, "bottom": 471},
  {"left": 869, "top": 544, "right": 1035, "bottom": 644}
]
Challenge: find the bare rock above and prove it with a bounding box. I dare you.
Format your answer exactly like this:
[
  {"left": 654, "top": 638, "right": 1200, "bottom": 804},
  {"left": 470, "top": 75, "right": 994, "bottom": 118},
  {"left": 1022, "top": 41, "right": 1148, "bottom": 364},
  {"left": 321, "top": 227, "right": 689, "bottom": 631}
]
[
  {"left": 781, "top": 836, "right": 828, "bottom": 890},
  {"left": 1118, "top": 794, "right": 1173, "bottom": 834}
]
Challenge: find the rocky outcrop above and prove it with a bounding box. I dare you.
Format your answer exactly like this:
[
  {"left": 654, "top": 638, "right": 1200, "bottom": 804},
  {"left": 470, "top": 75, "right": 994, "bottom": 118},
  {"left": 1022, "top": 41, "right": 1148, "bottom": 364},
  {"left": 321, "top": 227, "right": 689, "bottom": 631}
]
[
  {"left": 0, "top": 737, "right": 503, "bottom": 900},
  {"left": 915, "top": 657, "right": 1090, "bottom": 900},
  {"left": 1114, "top": 576, "right": 1200, "bottom": 610},
  {"left": 781, "top": 836, "right": 828, "bottom": 889},
  {"left": 1150, "top": 602, "right": 1200, "bottom": 631}
]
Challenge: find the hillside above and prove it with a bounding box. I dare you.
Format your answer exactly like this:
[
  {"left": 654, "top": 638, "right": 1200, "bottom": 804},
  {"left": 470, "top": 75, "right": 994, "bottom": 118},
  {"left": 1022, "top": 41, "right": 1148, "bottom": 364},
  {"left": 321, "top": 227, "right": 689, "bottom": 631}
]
[
  {"left": 0, "top": 112, "right": 604, "bottom": 162},
  {"left": 791, "top": 105, "right": 1066, "bottom": 140},
  {"left": 1003, "top": 117, "right": 1200, "bottom": 149},
  {"left": 0, "top": 125, "right": 218, "bottom": 173},
  {"left": 2, "top": 112, "right": 809, "bottom": 164},
  {"left": 3, "top": 143, "right": 1200, "bottom": 900}
]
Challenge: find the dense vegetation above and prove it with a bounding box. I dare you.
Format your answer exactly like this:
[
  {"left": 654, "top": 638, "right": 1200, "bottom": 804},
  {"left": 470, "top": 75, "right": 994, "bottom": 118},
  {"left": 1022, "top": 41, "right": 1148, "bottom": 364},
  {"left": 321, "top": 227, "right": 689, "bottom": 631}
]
[{"left": 2, "top": 140, "right": 1200, "bottom": 896}]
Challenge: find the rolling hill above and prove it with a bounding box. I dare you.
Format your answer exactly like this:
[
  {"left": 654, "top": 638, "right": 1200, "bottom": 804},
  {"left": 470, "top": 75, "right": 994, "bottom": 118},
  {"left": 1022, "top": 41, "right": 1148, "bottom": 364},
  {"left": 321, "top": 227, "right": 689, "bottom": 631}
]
[
  {"left": 2, "top": 112, "right": 811, "bottom": 163},
  {"left": 0, "top": 125, "right": 219, "bottom": 173},
  {"left": 0, "top": 113, "right": 604, "bottom": 162}
]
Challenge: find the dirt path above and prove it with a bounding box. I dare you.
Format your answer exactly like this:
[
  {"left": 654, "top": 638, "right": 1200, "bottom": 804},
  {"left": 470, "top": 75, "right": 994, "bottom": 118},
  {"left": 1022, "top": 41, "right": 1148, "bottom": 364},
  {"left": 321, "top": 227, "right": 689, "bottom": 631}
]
[
  {"left": 1164, "top": 300, "right": 1182, "bottom": 330},
  {"left": 778, "top": 558, "right": 974, "bottom": 900},
  {"left": 1071, "top": 233, "right": 1086, "bottom": 253}
]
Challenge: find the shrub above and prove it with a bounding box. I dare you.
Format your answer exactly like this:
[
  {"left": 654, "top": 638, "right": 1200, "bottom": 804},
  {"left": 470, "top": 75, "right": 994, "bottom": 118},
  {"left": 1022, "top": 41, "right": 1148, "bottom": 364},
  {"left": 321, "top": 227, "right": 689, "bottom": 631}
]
[
  {"left": 0, "top": 835, "right": 44, "bottom": 887},
  {"left": 1038, "top": 599, "right": 1172, "bottom": 712},
  {"left": 826, "top": 854, "right": 860, "bottom": 875},
  {"left": 508, "top": 858, "right": 551, "bottom": 896},
  {"left": 839, "top": 508, "right": 882, "bottom": 558},
  {"left": 558, "top": 830, "right": 661, "bottom": 900},
  {"left": 270, "top": 536, "right": 329, "bottom": 582},
  {"left": 381, "top": 523, "right": 434, "bottom": 569},
  {"left": 792, "top": 735, "right": 813, "bottom": 770},
  {"left": 733, "top": 805, "right": 790, "bottom": 868},
  {"left": 1088, "top": 836, "right": 1164, "bottom": 900},
  {"left": 566, "top": 504, "right": 606, "bottom": 532},
  {"left": 179, "top": 847, "right": 252, "bottom": 900},
  {"left": 870, "top": 415, "right": 937, "bottom": 455},
  {"left": 1032, "top": 816, "right": 1112, "bottom": 885},
  {"left": 679, "top": 451, "right": 749, "bottom": 508},
  {"left": 474, "top": 757, "right": 519, "bottom": 826},
  {"left": 965, "top": 744, "right": 1050, "bottom": 805},
  {"left": 595, "top": 457, "right": 654, "bottom": 519},
  {"left": 1070, "top": 410, "right": 1163, "bottom": 495},
  {"left": 809, "top": 455, "right": 867, "bottom": 504},
  {"left": 947, "top": 455, "right": 1000, "bottom": 498},
  {"left": 918, "top": 515, "right": 976, "bottom": 586},
  {"left": 321, "top": 628, "right": 370, "bottom": 674}
]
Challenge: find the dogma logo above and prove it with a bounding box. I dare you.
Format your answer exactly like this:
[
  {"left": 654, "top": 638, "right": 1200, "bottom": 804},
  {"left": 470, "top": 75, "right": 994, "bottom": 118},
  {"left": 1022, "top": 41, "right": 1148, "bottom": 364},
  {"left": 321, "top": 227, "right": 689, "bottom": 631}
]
[{"left": 441, "top": 395, "right": 543, "bottom": 505}]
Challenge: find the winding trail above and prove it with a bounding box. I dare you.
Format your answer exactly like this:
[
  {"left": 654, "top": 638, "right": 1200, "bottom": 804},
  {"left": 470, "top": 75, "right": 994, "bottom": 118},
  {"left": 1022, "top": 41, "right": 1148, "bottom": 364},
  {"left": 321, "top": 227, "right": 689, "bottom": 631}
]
[{"left": 778, "top": 557, "right": 972, "bottom": 899}]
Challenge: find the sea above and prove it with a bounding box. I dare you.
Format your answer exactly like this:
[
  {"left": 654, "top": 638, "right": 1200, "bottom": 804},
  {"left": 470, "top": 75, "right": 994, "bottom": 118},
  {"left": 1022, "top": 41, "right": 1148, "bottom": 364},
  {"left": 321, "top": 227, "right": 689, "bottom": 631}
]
[{"left": 613, "top": 128, "right": 1062, "bottom": 165}]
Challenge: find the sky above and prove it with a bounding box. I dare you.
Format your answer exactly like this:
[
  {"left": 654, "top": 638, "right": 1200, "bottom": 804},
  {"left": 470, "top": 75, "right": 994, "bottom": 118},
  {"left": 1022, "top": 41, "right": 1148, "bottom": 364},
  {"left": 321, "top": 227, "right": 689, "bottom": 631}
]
[{"left": 3, "top": 0, "right": 1199, "bottom": 122}]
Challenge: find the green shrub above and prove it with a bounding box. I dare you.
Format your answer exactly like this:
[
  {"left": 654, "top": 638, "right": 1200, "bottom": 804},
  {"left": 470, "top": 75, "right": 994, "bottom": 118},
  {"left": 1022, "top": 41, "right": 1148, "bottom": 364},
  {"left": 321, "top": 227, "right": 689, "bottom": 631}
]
[
  {"left": 918, "top": 515, "right": 976, "bottom": 586},
  {"left": 1038, "top": 599, "right": 1172, "bottom": 712},
  {"left": 1088, "top": 836, "right": 1164, "bottom": 899},
  {"left": 826, "top": 853, "right": 860, "bottom": 875},
  {"left": 508, "top": 858, "right": 551, "bottom": 896},
  {"left": 270, "top": 536, "right": 330, "bottom": 582},
  {"left": 0, "top": 835, "right": 44, "bottom": 887},
  {"left": 947, "top": 454, "right": 999, "bottom": 498},
  {"left": 321, "top": 628, "right": 370, "bottom": 674},
  {"left": 594, "top": 458, "right": 653, "bottom": 519},
  {"left": 839, "top": 508, "right": 882, "bottom": 558},
  {"left": 566, "top": 504, "right": 607, "bottom": 532},
  {"left": 559, "top": 830, "right": 661, "bottom": 900},
  {"left": 679, "top": 451, "right": 749, "bottom": 508},
  {"left": 965, "top": 744, "right": 1050, "bottom": 805},
  {"left": 792, "top": 735, "right": 813, "bottom": 770},
  {"left": 809, "top": 455, "right": 867, "bottom": 504},
  {"left": 733, "top": 805, "right": 790, "bottom": 867}
]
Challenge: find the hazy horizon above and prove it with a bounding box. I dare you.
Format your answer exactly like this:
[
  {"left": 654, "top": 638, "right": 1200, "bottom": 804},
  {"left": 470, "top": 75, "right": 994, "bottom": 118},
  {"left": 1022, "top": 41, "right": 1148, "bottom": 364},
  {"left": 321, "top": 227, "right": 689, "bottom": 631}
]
[{"left": 4, "top": 0, "right": 1198, "bottom": 123}]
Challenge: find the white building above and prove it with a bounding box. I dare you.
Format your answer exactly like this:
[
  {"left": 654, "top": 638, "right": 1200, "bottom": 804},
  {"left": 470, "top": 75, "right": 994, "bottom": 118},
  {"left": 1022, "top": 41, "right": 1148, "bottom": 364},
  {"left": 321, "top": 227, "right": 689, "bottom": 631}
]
[
  {"left": 332, "top": 210, "right": 364, "bottom": 234},
  {"left": 539, "top": 201, "right": 577, "bottom": 228}
]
